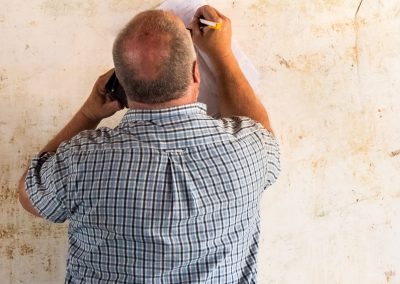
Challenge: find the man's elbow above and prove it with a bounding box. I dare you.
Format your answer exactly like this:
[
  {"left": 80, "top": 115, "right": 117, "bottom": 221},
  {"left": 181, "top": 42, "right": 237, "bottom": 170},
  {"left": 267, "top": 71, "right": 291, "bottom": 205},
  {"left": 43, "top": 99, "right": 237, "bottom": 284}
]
[
  {"left": 18, "top": 174, "right": 42, "bottom": 218},
  {"left": 260, "top": 118, "right": 275, "bottom": 136}
]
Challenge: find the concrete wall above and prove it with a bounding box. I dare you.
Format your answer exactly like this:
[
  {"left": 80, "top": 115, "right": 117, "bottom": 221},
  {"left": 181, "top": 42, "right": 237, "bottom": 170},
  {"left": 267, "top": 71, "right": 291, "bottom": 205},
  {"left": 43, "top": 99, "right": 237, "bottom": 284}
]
[{"left": 1, "top": 0, "right": 400, "bottom": 283}]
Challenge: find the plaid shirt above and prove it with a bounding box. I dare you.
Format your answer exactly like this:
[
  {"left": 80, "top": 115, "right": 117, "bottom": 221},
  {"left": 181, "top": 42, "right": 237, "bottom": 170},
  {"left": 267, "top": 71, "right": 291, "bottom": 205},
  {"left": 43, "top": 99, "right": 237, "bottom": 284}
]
[{"left": 26, "top": 103, "right": 280, "bottom": 284}]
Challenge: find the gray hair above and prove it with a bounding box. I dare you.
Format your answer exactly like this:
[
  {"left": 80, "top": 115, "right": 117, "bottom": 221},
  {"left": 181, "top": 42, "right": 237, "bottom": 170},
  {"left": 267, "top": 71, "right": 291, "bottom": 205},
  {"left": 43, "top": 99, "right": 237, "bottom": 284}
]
[{"left": 112, "top": 10, "right": 195, "bottom": 104}]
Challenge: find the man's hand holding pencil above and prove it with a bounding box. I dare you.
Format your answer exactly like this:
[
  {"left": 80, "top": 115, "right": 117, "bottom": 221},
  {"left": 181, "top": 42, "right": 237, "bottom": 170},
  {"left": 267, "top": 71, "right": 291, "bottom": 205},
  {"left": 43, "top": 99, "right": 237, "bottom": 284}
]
[{"left": 189, "top": 5, "right": 233, "bottom": 62}]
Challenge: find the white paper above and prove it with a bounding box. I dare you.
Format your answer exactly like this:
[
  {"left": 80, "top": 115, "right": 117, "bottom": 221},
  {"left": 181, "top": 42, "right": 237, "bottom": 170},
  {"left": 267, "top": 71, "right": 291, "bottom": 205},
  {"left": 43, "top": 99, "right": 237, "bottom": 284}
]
[{"left": 158, "top": 0, "right": 260, "bottom": 116}]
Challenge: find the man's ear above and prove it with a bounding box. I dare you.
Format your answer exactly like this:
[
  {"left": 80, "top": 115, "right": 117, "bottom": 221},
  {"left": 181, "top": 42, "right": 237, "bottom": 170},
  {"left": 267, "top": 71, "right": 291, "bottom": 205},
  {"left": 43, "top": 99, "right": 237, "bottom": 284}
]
[{"left": 192, "top": 60, "right": 200, "bottom": 84}]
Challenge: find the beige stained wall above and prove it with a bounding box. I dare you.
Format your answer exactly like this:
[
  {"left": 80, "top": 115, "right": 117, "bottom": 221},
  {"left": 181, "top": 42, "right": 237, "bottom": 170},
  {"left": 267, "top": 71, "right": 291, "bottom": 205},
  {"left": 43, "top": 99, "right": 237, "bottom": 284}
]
[{"left": 1, "top": 0, "right": 400, "bottom": 283}]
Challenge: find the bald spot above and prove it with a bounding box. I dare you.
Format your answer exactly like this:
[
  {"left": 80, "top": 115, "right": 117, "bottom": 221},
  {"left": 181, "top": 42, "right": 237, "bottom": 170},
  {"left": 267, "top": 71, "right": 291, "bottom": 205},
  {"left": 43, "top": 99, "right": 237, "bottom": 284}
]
[
  {"left": 120, "top": 11, "right": 185, "bottom": 81},
  {"left": 121, "top": 32, "right": 171, "bottom": 81}
]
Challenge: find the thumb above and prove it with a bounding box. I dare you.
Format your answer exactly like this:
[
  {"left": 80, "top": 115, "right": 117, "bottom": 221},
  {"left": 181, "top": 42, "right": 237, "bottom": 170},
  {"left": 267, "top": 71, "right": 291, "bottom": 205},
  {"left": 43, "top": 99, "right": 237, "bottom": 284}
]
[
  {"left": 107, "top": 97, "right": 124, "bottom": 111},
  {"left": 189, "top": 19, "right": 202, "bottom": 42}
]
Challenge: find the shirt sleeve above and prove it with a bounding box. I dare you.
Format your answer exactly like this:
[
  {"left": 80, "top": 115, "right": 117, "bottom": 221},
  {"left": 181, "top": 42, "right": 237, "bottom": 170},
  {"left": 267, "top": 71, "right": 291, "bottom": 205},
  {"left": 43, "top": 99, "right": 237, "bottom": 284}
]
[
  {"left": 257, "top": 128, "right": 281, "bottom": 189},
  {"left": 25, "top": 142, "right": 71, "bottom": 223}
]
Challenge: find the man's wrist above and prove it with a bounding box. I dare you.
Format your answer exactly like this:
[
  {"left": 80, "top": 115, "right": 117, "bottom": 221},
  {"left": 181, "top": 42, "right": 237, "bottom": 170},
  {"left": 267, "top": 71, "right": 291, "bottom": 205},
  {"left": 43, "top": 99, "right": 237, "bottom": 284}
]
[
  {"left": 208, "top": 48, "right": 234, "bottom": 64},
  {"left": 79, "top": 106, "right": 102, "bottom": 126},
  {"left": 211, "top": 51, "right": 237, "bottom": 74}
]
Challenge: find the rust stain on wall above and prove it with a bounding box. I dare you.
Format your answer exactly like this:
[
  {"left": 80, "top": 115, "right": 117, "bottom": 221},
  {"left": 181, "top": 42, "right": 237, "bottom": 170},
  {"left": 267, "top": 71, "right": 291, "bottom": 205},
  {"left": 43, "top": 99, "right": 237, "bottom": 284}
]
[
  {"left": 348, "top": 128, "right": 374, "bottom": 155},
  {"left": 0, "top": 69, "right": 8, "bottom": 90},
  {"left": 249, "top": 0, "right": 272, "bottom": 14},
  {"left": 277, "top": 55, "right": 293, "bottom": 69},
  {"left": 19, "top": 244, "right": 35, "bottom": 256},
  {"left": 4, "top": 245, "right": 15, "bottom": 259},
  {"left": 284, "top": 127, "right": 310, "bottom": 150},
  {"left": 30, "top": 221, "right": 67, "bottom": 238},
  {"left": 390, "top": 149, "right": 400, "bottom": 158},
  {"left": 0, "top": 184, "right": 17, "bottom": 204},
  {"left": 351, "top": 160, "right": 376, "bottom": 186},
  {"left": 345, "top": 109, "right": 376, "bottom": 156},
  {"left": 4, "top": 245, "right": 15, "bottom": 260},
  {"left": 110, "top": 0, "right": 160, "bottom": 12},
  {"left": 385, "top": 270, "right": 396, "bottom": 282},
  {"left": 312, "top": 18, "right": 367, "bottom": 36},
  {"left": 314, "top": 202, "right": 328, "bottom": 218},
  {"left": 276, "top": 53, "right": 326, "bottom": 73},
  {"left": 251, "top": 0, "right": 268, "bottom": 7},
  {"left": 0, "top": 224, "right": 17, "bottom": 240},
  {"left": 353, "top": 190, "right": 381, "bottom": 205},
  {"left": 45, "top": 256, "right": 53, "bottom": 272},
  {"left": 1, "top": 163, "right": 11, "bottom": 175},
  {"left": 322, "top": 0, "right": 344, "bottom": 7},
  {"left": 40, "top": 0, "right": 98, "bottom": 18},
  {"left": 345, "top": 46, "right": 359, "bottom": 66},
  {"left": 311, "top": 158, "right": 328, "bottom": 174}
]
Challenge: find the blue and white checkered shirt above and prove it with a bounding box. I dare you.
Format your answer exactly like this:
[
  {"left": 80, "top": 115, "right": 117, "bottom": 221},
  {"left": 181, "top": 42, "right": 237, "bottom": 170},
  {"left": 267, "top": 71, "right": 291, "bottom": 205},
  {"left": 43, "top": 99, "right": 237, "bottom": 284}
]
[{"left": 26, "top": 103, "right": 280, "bottom": 284}]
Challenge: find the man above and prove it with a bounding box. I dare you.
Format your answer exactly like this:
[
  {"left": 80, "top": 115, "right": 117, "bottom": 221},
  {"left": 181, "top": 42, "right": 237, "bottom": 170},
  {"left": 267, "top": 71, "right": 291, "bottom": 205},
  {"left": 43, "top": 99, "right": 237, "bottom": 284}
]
[{"left": 19, "top": 5, "right": 280, "bottom": 284}]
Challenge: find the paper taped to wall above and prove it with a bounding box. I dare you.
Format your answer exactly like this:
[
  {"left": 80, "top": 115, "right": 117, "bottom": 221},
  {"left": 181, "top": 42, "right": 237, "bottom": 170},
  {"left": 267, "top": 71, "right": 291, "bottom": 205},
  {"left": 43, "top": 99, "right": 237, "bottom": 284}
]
[{"left": 158, "top": 0, "right": 260, "bottom": 116}]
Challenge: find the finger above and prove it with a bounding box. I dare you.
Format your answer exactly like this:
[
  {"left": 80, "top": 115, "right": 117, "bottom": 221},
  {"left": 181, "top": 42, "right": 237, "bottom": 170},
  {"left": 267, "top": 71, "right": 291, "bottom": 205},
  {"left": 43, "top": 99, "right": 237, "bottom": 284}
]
[
  {"left": 202, "top": 7, "right": 220, "bottom": 22},
  {"left": 98, "top": 68, "right": 115, "bottom": 85},
  {"left": 105, "top": 93, "right": 123, "bottom": 108},
  {"left": 189, "top": 17, "right": 202, "bottom": 39},
  {"left": 188, "top": 17, "right": 197, "bottom": 30},
  {"left": 101, "top": 68, "right": 115, "bottom": 79},
  {"left": 193, "top": 5, "right": 206, "bottom": 20},
  {"left": 193, "top": 5, "right": 219, "bottom": 22},
  {"left": 111, "top": 96, "right": 125, "bottom": 110},
  {"left": 210, "top": 6, "right": 228, "bottom": 20},
  {"left": 95, "top": 69, "right": 115, "bottom": 95}
]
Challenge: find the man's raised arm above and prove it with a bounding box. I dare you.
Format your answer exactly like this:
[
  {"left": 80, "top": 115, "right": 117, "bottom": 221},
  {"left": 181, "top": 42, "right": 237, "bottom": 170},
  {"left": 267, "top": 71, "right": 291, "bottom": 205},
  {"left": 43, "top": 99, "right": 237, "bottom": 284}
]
[{"left": 190, "top": 5, "right": 273, "bottom": 134}]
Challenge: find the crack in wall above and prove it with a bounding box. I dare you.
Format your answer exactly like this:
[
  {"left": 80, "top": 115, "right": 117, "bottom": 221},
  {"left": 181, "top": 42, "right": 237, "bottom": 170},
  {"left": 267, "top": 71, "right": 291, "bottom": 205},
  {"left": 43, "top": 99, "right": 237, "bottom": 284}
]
[
  {"left": 390, "top": 149, "right": 400, "bottom": 158},
  {"left": 355, "top": 0, "right": 365, "bottom": 17},
  {"left": 353, "top": 0, "right": 365, "bottom": 79}
]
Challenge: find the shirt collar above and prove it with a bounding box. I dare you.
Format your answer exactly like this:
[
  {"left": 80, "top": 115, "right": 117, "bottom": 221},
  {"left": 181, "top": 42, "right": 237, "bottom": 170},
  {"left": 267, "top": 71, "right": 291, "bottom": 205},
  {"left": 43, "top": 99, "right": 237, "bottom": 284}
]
[{"left": 120, "top": 102, "right": 208, "bottom": 123}]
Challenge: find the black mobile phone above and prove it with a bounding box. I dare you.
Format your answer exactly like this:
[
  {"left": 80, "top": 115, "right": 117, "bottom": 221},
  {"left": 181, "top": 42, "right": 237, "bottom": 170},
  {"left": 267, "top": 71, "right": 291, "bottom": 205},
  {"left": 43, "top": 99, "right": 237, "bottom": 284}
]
[{"left": 105, "top": 72, "right": 128, "bottom": 108}]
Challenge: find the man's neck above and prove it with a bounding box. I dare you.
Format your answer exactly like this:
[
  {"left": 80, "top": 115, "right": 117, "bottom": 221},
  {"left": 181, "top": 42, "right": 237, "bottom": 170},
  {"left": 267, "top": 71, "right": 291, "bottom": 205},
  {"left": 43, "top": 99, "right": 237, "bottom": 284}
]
[{"left": 127, "top": 90, "right": 198, "bottom": 110}]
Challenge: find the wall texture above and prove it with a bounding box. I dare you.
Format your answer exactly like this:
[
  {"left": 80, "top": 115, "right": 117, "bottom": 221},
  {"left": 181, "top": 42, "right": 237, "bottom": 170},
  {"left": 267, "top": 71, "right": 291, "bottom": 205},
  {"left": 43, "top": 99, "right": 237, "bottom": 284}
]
[{"left": 1, "top": 0, "right": 400, "bottom": 283}]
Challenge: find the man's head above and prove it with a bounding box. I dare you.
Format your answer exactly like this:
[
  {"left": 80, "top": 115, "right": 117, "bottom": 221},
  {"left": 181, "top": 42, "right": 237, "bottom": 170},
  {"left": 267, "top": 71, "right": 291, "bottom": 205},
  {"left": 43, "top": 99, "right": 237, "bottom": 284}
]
[{"left": 112, "top": 10, "right": 198, "bottom": 105}]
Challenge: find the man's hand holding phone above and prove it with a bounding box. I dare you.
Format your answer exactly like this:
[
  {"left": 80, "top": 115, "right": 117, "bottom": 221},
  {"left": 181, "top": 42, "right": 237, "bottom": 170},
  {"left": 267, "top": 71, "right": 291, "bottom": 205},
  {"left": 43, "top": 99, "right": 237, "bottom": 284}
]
[
  {"left": 80, "top": 69, "right": 124, "bottom": 123},
  {"left": 105, "top": 71, "right": 128, "bottom": 109}
]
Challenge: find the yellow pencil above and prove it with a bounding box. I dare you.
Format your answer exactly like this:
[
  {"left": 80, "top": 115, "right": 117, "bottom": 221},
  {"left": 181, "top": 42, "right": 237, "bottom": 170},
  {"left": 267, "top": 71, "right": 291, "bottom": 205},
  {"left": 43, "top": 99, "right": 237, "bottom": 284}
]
[{"left": 199, "top": 18, "right": 222, "bottom": 30}]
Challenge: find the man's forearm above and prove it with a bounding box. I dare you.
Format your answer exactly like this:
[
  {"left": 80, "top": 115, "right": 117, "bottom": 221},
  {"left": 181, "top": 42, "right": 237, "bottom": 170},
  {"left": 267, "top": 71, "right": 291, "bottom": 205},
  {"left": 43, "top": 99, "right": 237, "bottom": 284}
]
[
  {"left": 213, "top": 52, "right": 273, "bottom": 133},
  {"left": 40, "top": 108, "right": 100, "bottom": 154},
  {"left": 38, "top": 69, "right": 120, "bottom": 154}
]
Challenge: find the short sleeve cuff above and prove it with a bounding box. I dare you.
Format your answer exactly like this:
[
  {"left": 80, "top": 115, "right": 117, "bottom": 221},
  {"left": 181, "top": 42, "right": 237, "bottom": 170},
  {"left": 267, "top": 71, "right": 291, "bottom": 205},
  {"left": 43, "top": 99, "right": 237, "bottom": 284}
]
[{"left": 25, "top": 152, "right": 69, "bottom": 223}]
